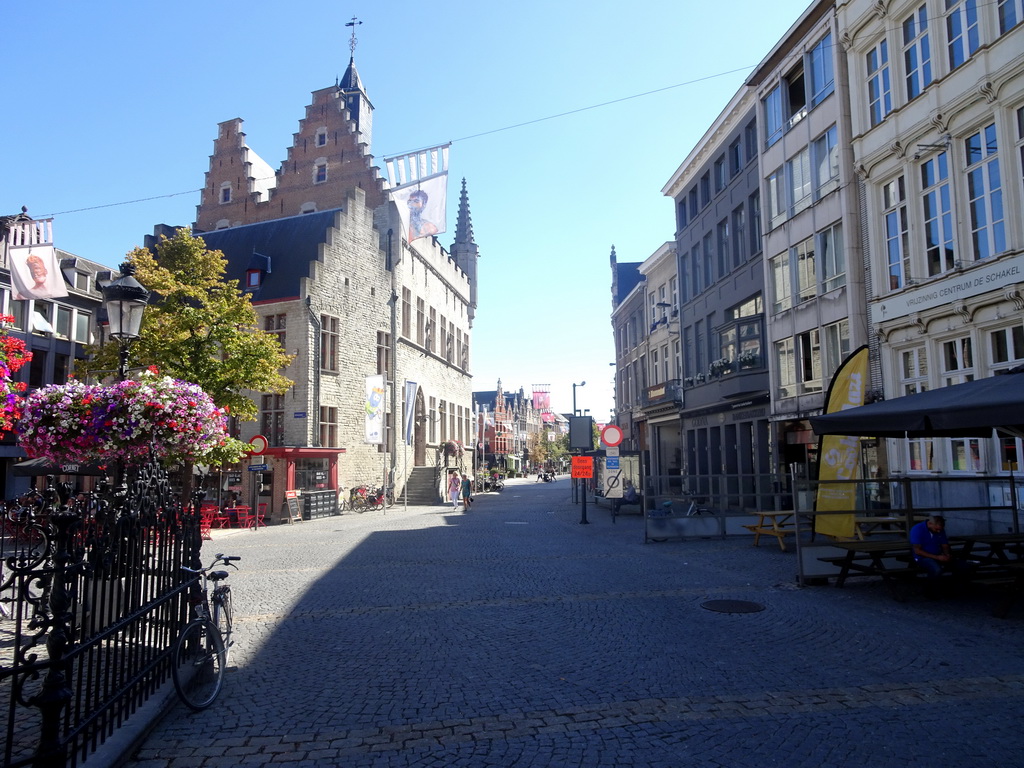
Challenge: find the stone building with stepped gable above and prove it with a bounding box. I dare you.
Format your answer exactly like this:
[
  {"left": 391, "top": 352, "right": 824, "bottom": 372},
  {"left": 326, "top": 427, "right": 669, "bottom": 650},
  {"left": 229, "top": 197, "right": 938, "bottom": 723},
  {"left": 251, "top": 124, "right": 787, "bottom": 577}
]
[{"left": 185, "top": 53, "right": 480, "bottom": 514}]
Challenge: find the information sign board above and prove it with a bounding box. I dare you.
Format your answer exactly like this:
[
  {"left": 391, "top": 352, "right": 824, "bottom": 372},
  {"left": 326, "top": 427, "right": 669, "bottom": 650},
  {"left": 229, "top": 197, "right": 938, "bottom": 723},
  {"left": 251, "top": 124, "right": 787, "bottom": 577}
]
[{"left": 571, "top": 456, "right": 594, "bottom": 479}]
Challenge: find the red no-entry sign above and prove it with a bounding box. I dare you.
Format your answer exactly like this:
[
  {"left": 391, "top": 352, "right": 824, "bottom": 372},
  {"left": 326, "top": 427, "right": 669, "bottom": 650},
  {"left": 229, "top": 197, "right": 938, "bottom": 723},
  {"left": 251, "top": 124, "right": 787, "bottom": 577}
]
[{"left": 601, "top": 425, "right": 623, "bottom": 447}]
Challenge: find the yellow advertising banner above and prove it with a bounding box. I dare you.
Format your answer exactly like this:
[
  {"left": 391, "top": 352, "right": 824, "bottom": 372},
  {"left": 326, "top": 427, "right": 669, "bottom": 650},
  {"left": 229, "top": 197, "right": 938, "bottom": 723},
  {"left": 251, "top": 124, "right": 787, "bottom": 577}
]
[{"left": 815, "top": 346, "right": 870, "bottom": 538}]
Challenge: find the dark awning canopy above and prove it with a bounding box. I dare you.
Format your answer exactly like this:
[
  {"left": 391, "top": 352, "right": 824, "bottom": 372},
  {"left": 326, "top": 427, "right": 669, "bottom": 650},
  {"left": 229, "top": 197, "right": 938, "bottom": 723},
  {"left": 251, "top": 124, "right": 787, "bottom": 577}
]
[
  {"left": 12, "top": 457, "right": 111, "bottom": 477},
  {"left": 809, "top": 367, "right": 1024, "bottom": 439}
]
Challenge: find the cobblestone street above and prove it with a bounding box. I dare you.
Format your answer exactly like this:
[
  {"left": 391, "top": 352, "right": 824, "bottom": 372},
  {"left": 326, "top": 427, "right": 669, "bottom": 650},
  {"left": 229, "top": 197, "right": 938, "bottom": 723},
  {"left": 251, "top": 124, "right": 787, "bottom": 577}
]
[{"left": 127, "top": 477, "right": 1024, "bottom": 767}]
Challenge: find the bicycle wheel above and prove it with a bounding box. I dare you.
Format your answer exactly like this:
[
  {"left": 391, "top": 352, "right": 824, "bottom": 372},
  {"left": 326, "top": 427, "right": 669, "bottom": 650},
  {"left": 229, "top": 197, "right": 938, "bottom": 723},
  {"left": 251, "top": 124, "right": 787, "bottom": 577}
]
[
  {"left": 213, "top": 587, "right": 233, "bottom": 652},
  {"left": 172, "top": 619, "right": 225, "bottom": 711}
]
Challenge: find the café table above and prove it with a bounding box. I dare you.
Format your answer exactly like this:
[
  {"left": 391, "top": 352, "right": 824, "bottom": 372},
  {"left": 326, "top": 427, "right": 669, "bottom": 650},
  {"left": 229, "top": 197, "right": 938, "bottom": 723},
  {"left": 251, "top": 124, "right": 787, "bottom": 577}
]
[{"left": 743, "top": 511, "right": 796, "bottom": 551}]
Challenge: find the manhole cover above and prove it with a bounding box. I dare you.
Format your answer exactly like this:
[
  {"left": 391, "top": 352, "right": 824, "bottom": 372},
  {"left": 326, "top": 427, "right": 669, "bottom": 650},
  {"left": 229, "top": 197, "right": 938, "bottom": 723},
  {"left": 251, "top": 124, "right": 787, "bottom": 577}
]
[{"left": 701, "top": 599, "right": 765, "bottom": 613}]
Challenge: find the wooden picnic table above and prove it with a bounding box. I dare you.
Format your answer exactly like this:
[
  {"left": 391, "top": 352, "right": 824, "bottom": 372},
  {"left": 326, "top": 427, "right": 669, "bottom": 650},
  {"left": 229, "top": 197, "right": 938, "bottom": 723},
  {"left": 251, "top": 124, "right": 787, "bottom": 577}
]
[
  {"left": 818, "top": 539, "right": 919, "bottom": 598},
  {"left": 853, "top": 514, "right": 925, "bottom": 540},
  {"left": 744, "top": 511, "right": 796, "bottom": 551},
  {"left": 952, "top": 532, "right": 1024, "bottom": 564}
]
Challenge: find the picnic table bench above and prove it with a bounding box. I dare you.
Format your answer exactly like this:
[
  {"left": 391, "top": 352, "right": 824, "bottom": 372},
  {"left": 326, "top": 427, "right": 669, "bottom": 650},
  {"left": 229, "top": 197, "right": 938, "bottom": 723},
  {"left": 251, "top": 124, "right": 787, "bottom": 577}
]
[
  {"left": 743, "top": 511, "right": 796, "bottom": 551},
  {"left": 818, "top": 540, "right": 920, "bottom": 600}
]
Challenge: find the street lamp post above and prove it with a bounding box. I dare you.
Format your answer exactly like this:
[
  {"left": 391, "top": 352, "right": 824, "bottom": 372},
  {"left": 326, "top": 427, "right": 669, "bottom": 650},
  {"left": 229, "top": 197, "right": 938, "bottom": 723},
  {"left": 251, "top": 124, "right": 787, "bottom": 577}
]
[
  {"left": 102, "top": 263, "right": 150, "bottom": 380},
  {"left": 572, "top": 380, "right": 586, "bottom": 416}
]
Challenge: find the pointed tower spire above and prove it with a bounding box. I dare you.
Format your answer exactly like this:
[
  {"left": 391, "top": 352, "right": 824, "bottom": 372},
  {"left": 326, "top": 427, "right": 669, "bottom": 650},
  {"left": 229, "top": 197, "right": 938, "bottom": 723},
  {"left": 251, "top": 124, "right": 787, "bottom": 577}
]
[
  {"left": 450, "top": 178, "right": 480, "bottom": 326},
  {"left": 454, "top": 178, "right": 475, "bottom": 245},
  {"left": 339, "top": 16, "right": 372, "bottom": 147}
]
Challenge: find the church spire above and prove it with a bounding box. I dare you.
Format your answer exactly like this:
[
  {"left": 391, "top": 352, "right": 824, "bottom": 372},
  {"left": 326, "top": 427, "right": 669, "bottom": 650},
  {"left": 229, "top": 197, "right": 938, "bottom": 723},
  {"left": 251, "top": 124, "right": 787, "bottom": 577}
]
[
  {"left": 450, "top": 177, "right": 479, "bottom": 327},
  {"left": 454, "top": 178, "right": 475, "bottom": 245}
]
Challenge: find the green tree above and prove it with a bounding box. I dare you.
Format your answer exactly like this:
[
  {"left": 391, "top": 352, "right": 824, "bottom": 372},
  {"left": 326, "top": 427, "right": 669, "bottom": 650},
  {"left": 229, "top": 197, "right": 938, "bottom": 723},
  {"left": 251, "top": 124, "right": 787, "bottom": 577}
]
[{"left": 79, "top": 230, "right": 294, "bottom": 461}]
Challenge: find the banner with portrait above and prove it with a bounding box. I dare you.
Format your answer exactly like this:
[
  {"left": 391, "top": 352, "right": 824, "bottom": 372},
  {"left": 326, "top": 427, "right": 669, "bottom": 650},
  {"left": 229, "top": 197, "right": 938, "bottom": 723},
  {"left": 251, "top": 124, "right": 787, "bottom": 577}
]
[
  {"left": 10, "top": 244, "right": 68, "bottom": 300},
  {"left": 403, "top": 380, "right": 418, "bottom": 445},
  {"left": 386, "top": 144, "right": 450, "bottom": 242}
]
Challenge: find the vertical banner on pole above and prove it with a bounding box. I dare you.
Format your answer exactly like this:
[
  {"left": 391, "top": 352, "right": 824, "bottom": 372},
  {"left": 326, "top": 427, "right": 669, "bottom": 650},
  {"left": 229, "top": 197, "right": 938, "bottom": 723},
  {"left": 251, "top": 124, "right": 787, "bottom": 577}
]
[
  {"left": 815, "top": 345, "right": 870, "bottom": 538},
  {"left": 365, "top": 375, "right": 385, "bottom": 444},
  {"left": 403, "top": 381, "right": 418, "bottom": 445}
]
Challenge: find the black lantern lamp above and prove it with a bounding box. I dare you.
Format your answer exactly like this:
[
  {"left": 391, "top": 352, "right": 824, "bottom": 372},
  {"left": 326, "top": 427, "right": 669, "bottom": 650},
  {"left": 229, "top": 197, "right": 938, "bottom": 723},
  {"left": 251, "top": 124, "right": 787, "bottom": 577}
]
[{"left": 102, "top": 262, "right": 150, "bottom": 379}]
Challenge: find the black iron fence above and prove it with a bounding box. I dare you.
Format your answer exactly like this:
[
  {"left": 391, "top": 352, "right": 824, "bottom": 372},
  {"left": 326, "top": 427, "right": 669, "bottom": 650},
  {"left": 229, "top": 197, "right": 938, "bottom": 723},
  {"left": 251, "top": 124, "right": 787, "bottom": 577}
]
[{"left": 0, "top": 461, "right": 202, "bottom": 768}]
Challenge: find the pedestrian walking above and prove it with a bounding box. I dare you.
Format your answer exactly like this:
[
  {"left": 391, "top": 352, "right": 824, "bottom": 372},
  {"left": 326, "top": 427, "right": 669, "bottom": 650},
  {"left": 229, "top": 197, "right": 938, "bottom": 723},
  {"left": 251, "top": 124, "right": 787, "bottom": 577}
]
[
  {"left": 460, "top": 473, "right": 473, "bottom": 511},
  {"left": 447, "top": 469, "right": 460, "bottom": 509}
]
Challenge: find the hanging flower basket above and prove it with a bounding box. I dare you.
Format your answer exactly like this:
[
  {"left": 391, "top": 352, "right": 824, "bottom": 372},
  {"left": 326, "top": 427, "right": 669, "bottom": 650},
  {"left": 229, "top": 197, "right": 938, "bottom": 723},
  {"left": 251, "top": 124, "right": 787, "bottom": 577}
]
[
  {"left": 0, "top": 316, "right": 31, "bottom": 437},
  {"left": 17, "top": 369, "right": 232, "bottom": 465},
  {"left": 443, "top": 440, "right": 463, "bottom": 457}
]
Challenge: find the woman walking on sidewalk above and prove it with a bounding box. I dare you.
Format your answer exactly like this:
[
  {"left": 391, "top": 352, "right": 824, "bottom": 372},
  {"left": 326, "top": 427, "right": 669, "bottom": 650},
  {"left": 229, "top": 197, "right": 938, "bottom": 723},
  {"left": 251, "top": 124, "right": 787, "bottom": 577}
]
[
  {"left": 460, "top": 474, "right": 473, "bottom": 511},
  {"left": 447, "top": 469, "right": 461, "bottom": 509}
]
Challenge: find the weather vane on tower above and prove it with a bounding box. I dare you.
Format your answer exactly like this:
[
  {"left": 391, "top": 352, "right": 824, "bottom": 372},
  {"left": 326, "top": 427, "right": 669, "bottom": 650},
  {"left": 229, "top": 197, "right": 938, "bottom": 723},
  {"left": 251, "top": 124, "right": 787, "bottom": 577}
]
[{"left": 345, "top": 16, "right": 362, "bottom": 57}]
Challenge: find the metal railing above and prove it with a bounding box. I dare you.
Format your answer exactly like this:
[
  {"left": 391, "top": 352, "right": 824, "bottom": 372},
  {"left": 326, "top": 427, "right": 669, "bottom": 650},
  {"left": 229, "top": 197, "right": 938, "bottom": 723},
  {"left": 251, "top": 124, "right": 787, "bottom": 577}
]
[{"left": 1, "top": 461, "right": 202, "bottom": 768}]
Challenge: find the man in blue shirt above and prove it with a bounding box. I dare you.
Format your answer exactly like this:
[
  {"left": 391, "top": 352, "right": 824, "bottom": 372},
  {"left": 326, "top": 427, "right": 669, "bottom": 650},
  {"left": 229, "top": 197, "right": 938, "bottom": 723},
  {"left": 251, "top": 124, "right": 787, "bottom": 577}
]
[{"left": 910, "top": 515, "right": 967, "bottom": 595}]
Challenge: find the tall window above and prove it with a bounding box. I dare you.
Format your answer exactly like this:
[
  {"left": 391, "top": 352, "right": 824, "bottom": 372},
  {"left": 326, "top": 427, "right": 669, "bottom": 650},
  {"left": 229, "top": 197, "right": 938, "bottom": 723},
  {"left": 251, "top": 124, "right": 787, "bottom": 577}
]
[
  {"left": 820, "top": 224, "right": 845, "bottom": 292},
  {"left": 690, "top": 245, "right": 702, "bottom": 298},
  {"left": 416, "top": 298, "right": 425, "bottom": 346},
  {"left": 428, "top": 308, "right": 437, "bottom": 353},
  {"left": 903, "top": 5, "right": 932, "bottom": 100},
  {"left": 261, "top": 394, "right": 285, "bottom": 446},
  {"left": 219, "top": 183, "right": 231, "bottom": 204},
  {"left": 866, "top": 40, "right": 892, "bottom": 127},
  {"left": 700, "top": 172, "right": 711, "bottom": 207},
  {"left": 764, "top": 86, "right": 783, "bottom": 147},
  {"left": 731, "top": 205, "right": 745, "bottom": 268},
  {"left": 377, "top": 331, "right": 391, "bottom": 376},
  {"left": 883, "top": 176, "right": 909, "bottom": 289},
  {"left": 74, "top": 311, "right": 91, "bottom": 343},
  {"left": 716, "top": 219, "right": 730, "bottom": 278},
  {"left": 901, "top": 346, "right": 929, "bottom": 394},
  {"left": 946, "top": 0, "right": 979, "bottom": 69},
  {"left": 401, "top": 288, "right": 411, "bottom": 338},
  {"left": 319, "top": 406, "right": 337, "bottom": 447},
  {"left": 942, "top": 336, "right": 974, "bottom": 385},
  {"left": 729, "top": 139, "right": 742, "bottom": 176},
  {"left": 314, "top": 162, "right": 327, "bottom": 184},
  {"left": 264, "top": 314, "right": 286, "bottom": 348},
  {"left": 767, "top": 167, "right": 785, "bottom": 229},
  {"left": 794, "top": 237, "right": 817, "bottom": 303},
  {"left": 714, "top": 156, "right": 726, "bottom": 192},
  {"left": 749, "top": 192, "right": 761, "bottom": 254},
  {"left": 812, "top": 125, "right": 839, "bottom": 198},
  {"left": 989, "top": 325, "right": 1024, "bottom": 371},
  {"left": 808, "top": 32, "right": 835, "bottom": 107},
  {"left": 775, "top": 338, "right": 795, "bottom": 398},
  {"left": 822, "top": 319, "right": 850, "bottom": 382},
  {"left": 702, "top": 233, "right": 714, "bottom": 291},
  {"left": 921, "top": 151, "right": 956, "bottom": 276},
  {"left": 320, "top": 315, "right": 339, "bottom": 371},
  {"left": 998, "top": 0, "right": 1024, "bottom": 33},
  {"left": 770, "top": 251, "right": 792, "bottom": 313},
  {"left": 787, "top": 147, "right": 812, "bottom": 215},
  {"left": 797, "top": 329, "right": 822, "bottom": 393},
  {"left": 965, "top": 123, "right": 1005, "bottom": 260}
]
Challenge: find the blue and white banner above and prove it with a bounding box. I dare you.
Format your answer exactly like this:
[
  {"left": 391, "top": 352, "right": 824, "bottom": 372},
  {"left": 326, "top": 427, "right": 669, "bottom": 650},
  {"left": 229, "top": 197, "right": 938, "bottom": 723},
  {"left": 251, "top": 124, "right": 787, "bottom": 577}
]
[
  {"left": 386, "top": 144, "right": 450, "bottom": 242},
  {"left": 403, "top": 380, "right": 418, "bottom": 445},
  {"left": 365, "top": 375, "right": 385, "bottom": 444}
]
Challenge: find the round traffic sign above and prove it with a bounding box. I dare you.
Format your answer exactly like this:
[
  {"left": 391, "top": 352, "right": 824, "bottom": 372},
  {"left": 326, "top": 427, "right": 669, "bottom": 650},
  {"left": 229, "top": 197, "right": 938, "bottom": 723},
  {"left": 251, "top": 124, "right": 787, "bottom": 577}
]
[
  {"left": 249, "top": 435, "right": 269, "bottom": 455},
  {"left": 601, "top": 424, "right": 624, "bottom": 447}
]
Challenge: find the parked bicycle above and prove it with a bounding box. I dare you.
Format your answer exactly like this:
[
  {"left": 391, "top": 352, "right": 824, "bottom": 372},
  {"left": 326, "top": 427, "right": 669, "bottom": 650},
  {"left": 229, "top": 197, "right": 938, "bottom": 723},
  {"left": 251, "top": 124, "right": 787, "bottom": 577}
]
[
  {"left": 366, "top": 485, "right": 395, "bottom": 510},
  {"left": 171, "top": 552, "right": 239, "bottom": 710}
]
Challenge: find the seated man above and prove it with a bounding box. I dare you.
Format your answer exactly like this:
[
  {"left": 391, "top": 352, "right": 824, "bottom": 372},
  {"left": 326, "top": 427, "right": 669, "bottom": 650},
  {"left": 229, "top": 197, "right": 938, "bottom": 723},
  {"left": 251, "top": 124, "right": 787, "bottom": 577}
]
[{"left": 909, "top": 515, "right": 969, "bottom": 595}]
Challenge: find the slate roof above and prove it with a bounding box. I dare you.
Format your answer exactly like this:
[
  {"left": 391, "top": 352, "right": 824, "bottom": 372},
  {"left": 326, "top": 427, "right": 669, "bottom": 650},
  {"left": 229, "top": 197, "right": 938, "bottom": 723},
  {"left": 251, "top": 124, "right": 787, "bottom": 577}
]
[{"left": 197, "top": 210, "right": 341, "bottom": 302}]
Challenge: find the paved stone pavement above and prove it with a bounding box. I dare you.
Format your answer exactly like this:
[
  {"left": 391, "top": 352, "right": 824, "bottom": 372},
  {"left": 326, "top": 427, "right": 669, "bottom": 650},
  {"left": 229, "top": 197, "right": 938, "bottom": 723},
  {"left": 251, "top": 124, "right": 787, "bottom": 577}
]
[{"left": 126, "top": 477, "right": 1024, "bottom": 767}]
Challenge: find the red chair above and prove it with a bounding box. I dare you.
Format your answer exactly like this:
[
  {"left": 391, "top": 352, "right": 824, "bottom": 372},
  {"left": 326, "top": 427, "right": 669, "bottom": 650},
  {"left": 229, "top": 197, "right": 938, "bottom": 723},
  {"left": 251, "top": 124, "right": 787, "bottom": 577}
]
[
  {"left": 199, "top": 508, "right": 215, "bottom": 540},
  {"left": 235, "top": 505, "right": 264, "bottom": 529}
]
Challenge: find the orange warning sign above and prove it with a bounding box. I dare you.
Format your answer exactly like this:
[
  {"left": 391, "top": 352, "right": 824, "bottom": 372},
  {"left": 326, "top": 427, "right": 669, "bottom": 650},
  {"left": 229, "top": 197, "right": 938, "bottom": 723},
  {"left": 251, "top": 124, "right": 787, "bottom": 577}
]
[{"left": 571, "top": 456, "right": 594, "bottom": 479}]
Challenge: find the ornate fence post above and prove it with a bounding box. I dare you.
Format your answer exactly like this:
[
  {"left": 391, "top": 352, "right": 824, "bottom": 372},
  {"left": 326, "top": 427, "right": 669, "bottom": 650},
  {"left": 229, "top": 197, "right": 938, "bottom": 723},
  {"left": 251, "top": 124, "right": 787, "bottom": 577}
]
[{"left": 31, "top": 481, "right": 79, "bottom": 768}]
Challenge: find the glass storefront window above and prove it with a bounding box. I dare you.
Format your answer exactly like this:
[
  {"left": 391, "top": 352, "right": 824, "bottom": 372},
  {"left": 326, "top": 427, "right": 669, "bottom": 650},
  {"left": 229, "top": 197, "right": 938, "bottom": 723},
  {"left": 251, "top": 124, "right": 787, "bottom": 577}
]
[{"left": 295, "top": 458, "right": 329, "bottom": 490}]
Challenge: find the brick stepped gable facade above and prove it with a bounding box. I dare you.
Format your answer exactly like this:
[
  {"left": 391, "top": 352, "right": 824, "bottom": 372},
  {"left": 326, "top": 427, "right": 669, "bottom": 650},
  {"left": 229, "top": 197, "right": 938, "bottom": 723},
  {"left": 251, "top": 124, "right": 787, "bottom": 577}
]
[{"left": 194, "top": 58, "right": 385, "bottom": 233}]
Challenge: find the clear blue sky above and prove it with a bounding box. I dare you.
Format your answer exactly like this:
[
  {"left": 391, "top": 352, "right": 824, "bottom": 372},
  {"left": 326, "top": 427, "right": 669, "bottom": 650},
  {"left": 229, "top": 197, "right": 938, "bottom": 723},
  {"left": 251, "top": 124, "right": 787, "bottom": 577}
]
[{"left": 5, "top": 0, "right": 811, "bottom": 419}]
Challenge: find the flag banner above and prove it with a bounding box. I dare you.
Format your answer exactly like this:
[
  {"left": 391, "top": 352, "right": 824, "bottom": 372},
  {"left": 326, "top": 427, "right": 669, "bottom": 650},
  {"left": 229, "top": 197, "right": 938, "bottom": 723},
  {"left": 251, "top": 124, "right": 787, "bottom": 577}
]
[
  {"left": 386, "top": 144, "right": 450, "bottom": 242},
  {"left": 541, "top": 412, "right": 555, "bottom": 423},
  {"left": 403, "top": 380, "right": 419, "bottom": 445},
  {"left": 10, "top": 244, "right": 68, "bottom": 300},
  {"left": 815, "top": 345, "right": 870, "bottom": 538},
  {"left": 365, "top": 375, "right": 385, "bottom": 444},
  {"left": 533, "top": 390, "right": 551, "bottom": 410},
  {"left": 484, "top": 410, "right": 495, "bottom": 428},
  {"left": 391, "top": 173, "right": 447, "bottom": 242}
]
